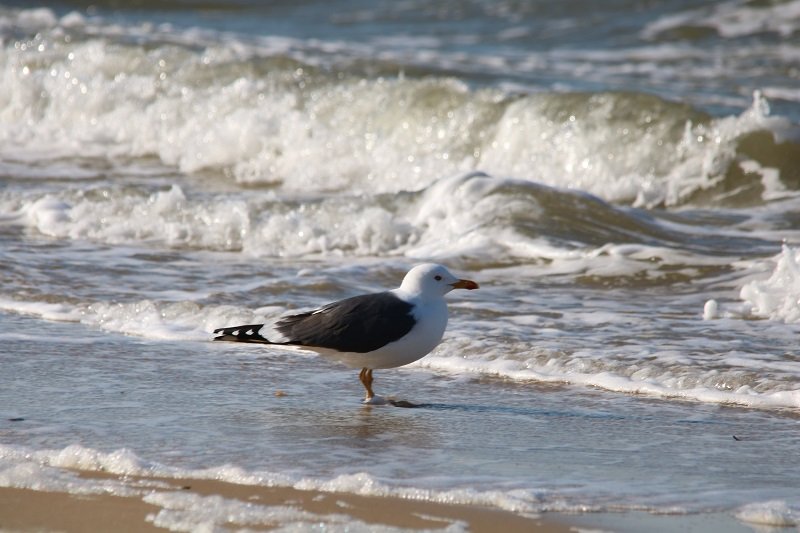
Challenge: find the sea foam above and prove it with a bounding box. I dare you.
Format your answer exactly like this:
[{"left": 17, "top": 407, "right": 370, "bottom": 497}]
[
  {"left": 0, "top": 7, "right": 793, "bottom": 207},
  {"left": 643, "top": 0, "right": 800, "bottom": 39},
  {"left": 3, "top": 172, "right": 734, "bottom": 268},
  {"left": 0, "top": 296, "right": 269, "bottom": 341},
  {"left": 0, "top": 443, "right": 545, "bottom": 517},
  {"left": 735, "top": 500, "right": 799, "bottom": 527},
  {"left": 418, "top": 349, "right": 800, "bottom": 410},
  {"left": 0, "top": 443, "right": 460, "bottom": 531},
  {"left": 740, "top": 245, "right": 800, "bottom": 323}
]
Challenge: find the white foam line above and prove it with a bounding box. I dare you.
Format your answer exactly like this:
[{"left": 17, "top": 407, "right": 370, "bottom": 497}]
[
  {"left": 416, "top": 355, "right": 800, "bottom": 410},
  {"left": 0, "top": 296, "right": 268, "bottom": 341},
  {"left": 0, "top": 443, "right": 547, "bottom": 517},
  {"left": 0, "top": 443, "right": 462, "bottom": 532}
]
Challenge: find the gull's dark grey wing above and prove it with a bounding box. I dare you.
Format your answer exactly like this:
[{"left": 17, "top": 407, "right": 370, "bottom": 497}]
[{"left": 276, "top": 292, "right": 416, "bottom": 353}]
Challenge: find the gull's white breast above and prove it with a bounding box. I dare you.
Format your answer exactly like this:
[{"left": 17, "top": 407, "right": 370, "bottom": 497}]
[{"left": 319, "top": 295, "right": 449, "bottom": 370}]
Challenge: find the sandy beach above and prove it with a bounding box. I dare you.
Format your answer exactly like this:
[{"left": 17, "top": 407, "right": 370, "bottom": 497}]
[
  {"left": 0, "top": 469, "right": 765, "bottom": 532},
  {"left": 0, "top": 470, "right": 570, "bottom": 532}
]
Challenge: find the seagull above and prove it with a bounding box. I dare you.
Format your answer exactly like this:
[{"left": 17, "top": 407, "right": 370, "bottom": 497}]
[{"left": 213, "top": 263, "right": 479, "bottom": 403}]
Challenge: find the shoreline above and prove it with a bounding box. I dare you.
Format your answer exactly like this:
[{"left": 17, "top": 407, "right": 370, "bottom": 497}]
[
  {"left": 0, "top": 470, "right": 569, "bottom": 532},
  {"left": 0, "top": 469, "right": 765, "bottom": 532}
]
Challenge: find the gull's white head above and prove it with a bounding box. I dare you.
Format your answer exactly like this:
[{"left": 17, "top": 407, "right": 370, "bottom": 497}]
[{"left": 398, "top": 263, "right": 479, "bottom": 298}]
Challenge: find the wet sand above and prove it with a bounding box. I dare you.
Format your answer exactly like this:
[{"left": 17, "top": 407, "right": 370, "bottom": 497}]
[
  {"left": 0, "top": 470, "right": 570, "bottom": 532},
  {"left": 0, "top": 470, "right": 760, "bottom": 532}
]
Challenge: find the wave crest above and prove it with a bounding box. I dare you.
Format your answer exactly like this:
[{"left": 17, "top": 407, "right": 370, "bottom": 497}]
[{"left": 1, "top": 7, "right": 797, "bottom": 207}]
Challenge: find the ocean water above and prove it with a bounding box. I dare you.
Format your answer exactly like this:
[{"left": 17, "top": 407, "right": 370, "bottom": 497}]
[{"left": 1, "top": 0, "right": 800, "bottom": 530}]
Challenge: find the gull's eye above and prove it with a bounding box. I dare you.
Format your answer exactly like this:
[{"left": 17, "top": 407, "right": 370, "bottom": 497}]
[{"left": 434, "top": 275, "right": 442, "bottom": 281}]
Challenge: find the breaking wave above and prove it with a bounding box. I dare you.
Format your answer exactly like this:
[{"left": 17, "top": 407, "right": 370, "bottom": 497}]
[{"left": 1, "top": 7, "right": 798, "bottom": 208}]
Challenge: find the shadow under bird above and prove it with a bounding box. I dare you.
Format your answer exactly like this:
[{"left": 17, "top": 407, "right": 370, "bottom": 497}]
[{"left": 213, "top": 263, "right": 479, "bottom": 403}]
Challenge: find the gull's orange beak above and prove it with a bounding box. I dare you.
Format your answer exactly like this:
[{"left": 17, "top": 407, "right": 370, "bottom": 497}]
[{"left": 451, "top": 279, "right": 479, "bottom": 290}]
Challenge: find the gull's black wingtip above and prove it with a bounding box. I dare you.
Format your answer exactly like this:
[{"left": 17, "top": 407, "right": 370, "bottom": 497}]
[{"left": 212, "top": 324, "right": 273, "bottom": 344}]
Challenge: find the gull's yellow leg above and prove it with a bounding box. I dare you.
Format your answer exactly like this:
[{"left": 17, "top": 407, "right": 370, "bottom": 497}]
[{"left": 359, "top": 367, "right": 375, "bottom": 400}]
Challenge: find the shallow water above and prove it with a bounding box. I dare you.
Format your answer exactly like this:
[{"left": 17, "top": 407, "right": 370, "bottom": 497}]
[
  {"left": 1, "top": 0, "right": 800, "bottom": 529},
  {"left": 3, "top": 311, "right": 799, "bottom": 517}
]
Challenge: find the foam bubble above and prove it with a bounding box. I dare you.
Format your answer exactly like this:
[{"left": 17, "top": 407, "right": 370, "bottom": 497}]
[
  {"left": 735, "top": 500, "right": 799, "bottom": 527},
  {"left": 702, "top": 299, "right": 718, "bottom": 320},
  {"left": 739, "top": 245, "right": 800, "bottom": 323}
]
